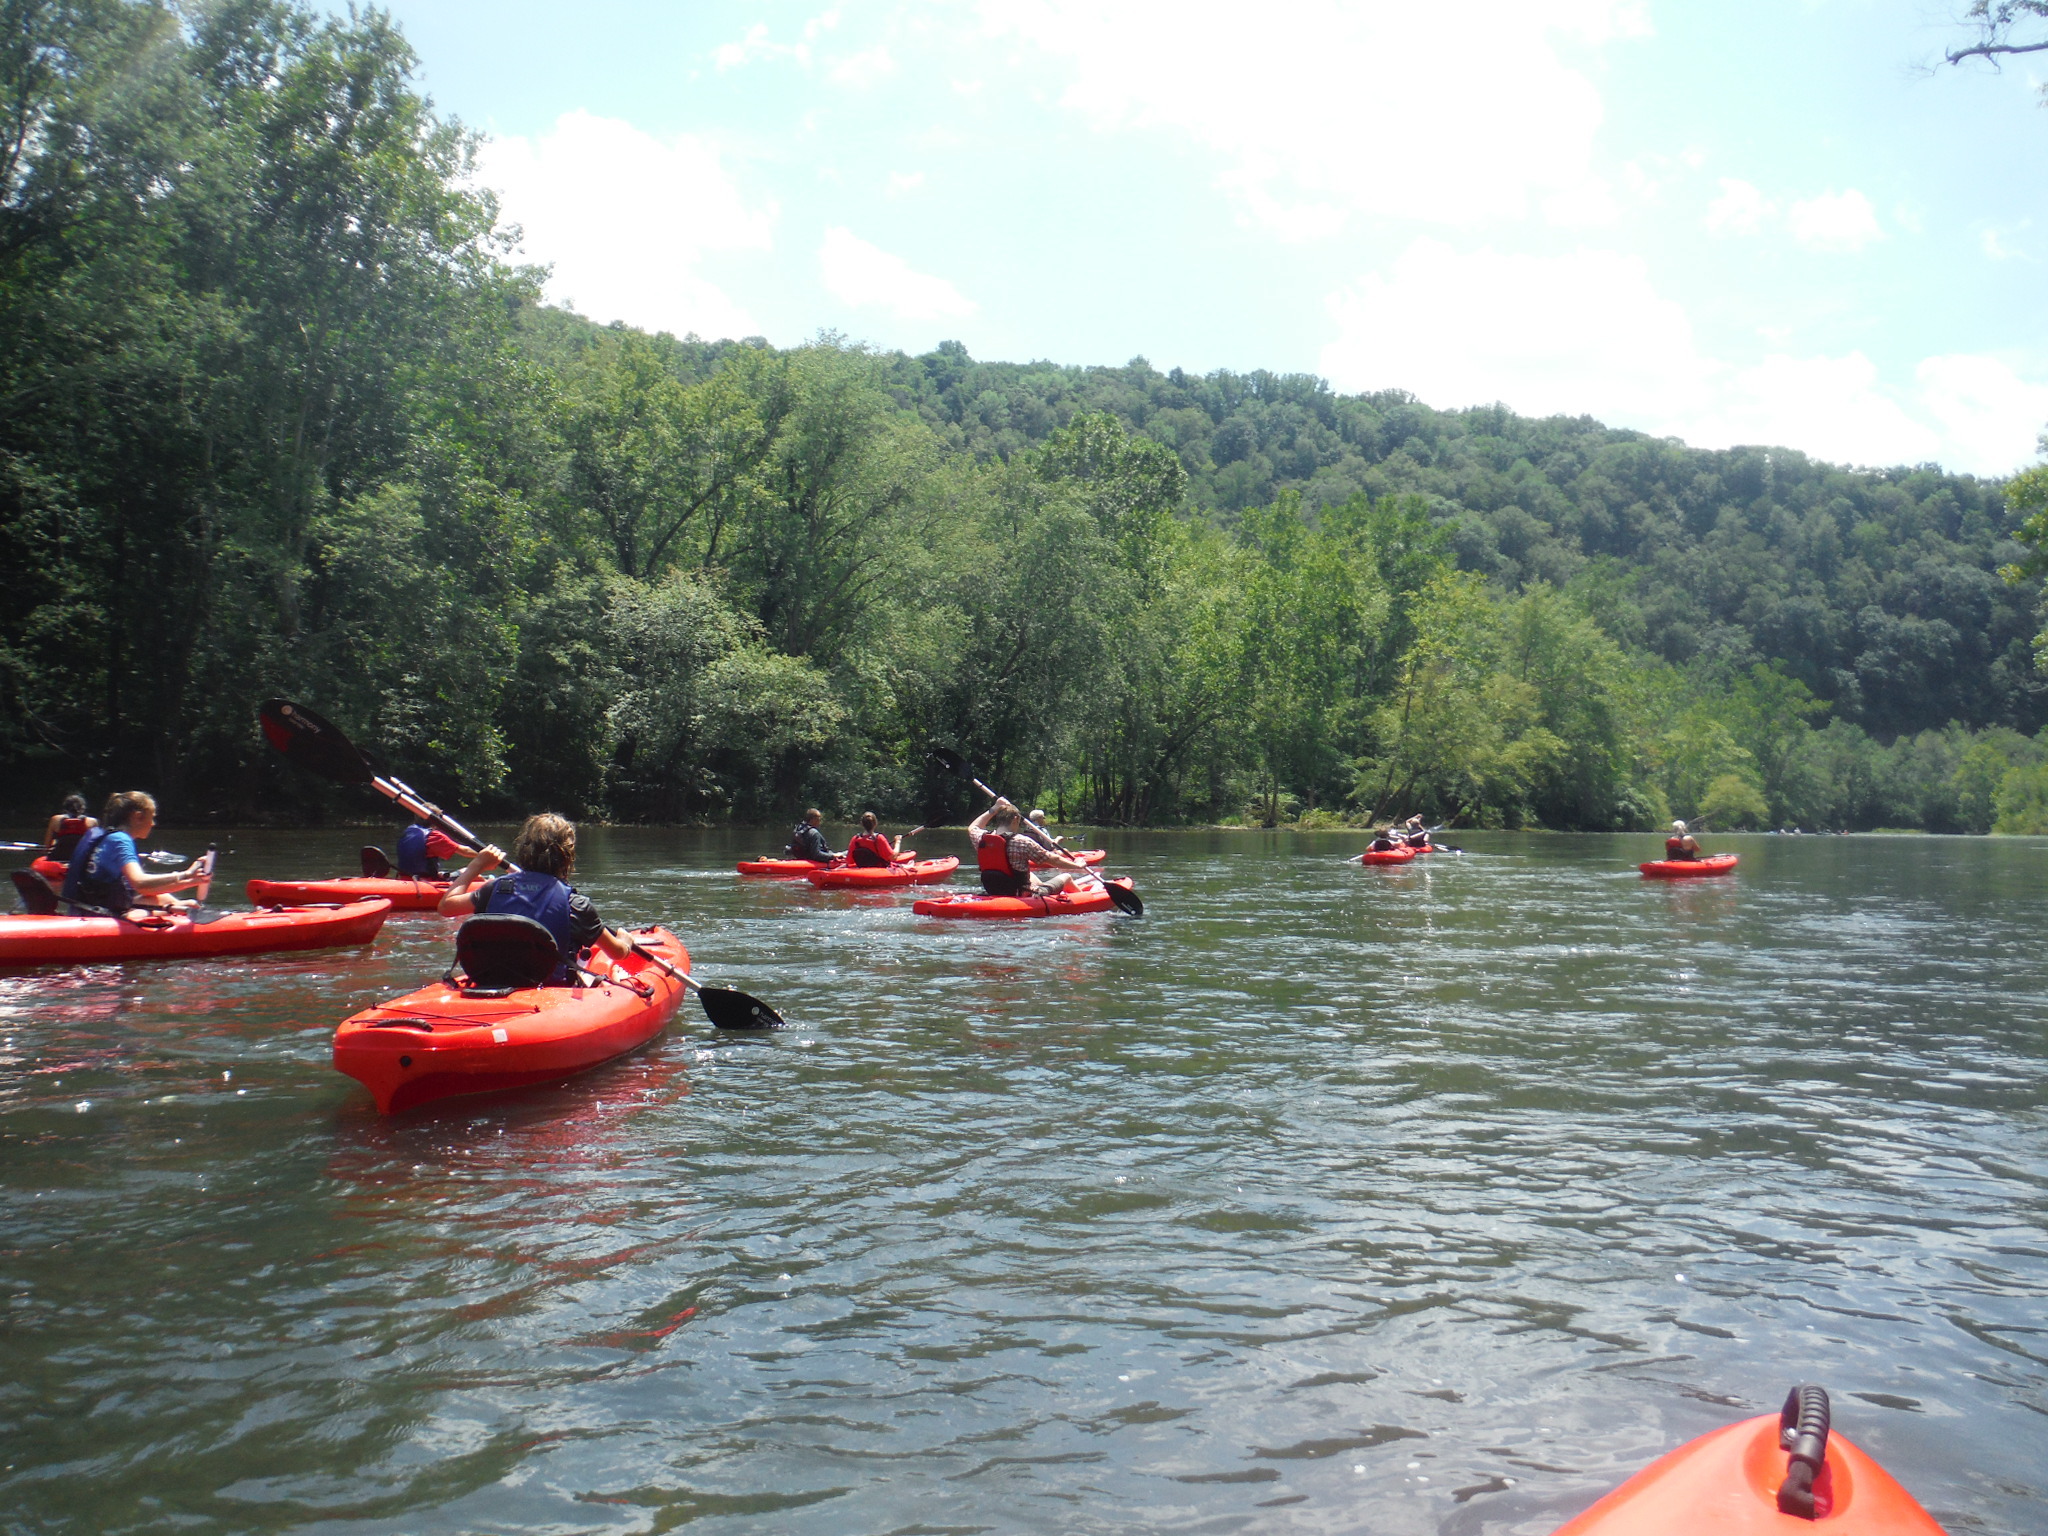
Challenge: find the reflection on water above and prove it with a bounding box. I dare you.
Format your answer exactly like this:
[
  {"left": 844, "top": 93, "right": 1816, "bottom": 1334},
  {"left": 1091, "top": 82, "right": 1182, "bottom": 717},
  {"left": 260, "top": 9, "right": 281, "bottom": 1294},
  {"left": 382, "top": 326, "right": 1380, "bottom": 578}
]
[{"left": 0, "top": 827, "right": 2043, "bottom": 1534}]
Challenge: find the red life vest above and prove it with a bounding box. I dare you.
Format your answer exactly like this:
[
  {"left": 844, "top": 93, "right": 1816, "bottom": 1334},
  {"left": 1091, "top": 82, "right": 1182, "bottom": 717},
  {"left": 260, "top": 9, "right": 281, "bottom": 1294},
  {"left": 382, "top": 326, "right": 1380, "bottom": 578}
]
[
  {"left": 848, "top": 832, "right": 893, "bottom": 867},
  {"left": 1665, "top": 836, "right": 1698, "bottom": 859},
  {"left": 49, "top": 816, "right": 90, "bottom": 862},
  {"left": 977, "top": 832, "right": 1016, "bottom": 874}
]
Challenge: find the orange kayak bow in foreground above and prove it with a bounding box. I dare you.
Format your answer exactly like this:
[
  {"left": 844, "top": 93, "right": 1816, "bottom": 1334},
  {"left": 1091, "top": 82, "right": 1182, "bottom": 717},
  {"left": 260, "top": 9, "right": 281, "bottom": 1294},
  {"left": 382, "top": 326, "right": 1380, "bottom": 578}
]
[{"left": 1553, "top": 1386, "right": 1946, "bottom": 1535}]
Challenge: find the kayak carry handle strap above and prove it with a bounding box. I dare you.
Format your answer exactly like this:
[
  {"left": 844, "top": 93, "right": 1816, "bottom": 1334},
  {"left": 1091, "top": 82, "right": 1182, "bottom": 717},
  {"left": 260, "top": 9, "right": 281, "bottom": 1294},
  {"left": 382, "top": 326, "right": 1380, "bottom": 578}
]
[{"left": 1776, "top": 1383, "right": 1831, "bottom": 1519}]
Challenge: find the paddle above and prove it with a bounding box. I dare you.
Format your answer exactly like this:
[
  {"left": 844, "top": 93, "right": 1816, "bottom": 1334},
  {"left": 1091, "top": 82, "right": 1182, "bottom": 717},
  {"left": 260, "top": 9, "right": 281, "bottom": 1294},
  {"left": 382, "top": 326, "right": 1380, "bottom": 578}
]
[
  {"left": 620, "top": 935, "right": 783, "bottom": 1030},
  {"left": 926, "top": 745, "right": 1143, "bottom": 916},
  {"left": 260, "top": 698, "right": 786, "bottom": 1029}
]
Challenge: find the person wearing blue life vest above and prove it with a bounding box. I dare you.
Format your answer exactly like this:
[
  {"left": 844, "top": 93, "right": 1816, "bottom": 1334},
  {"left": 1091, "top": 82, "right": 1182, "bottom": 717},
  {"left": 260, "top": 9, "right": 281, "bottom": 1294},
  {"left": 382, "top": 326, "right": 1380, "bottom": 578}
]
[
  {"left": 395, "top": 818, "right": 473, "bottom": 878},
  {"left": 436, "top": 812, "right": 631, "bottom": 984},
  {"left": 61, "top": 790, "right": 208, "bottom": 917}
]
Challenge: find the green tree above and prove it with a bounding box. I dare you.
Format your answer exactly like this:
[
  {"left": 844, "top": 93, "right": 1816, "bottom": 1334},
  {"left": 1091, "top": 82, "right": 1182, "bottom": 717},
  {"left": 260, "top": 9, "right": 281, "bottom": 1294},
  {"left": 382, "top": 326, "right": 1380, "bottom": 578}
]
[{"left": 1699, "top": 772, "right": 1770, "bottom": 829}]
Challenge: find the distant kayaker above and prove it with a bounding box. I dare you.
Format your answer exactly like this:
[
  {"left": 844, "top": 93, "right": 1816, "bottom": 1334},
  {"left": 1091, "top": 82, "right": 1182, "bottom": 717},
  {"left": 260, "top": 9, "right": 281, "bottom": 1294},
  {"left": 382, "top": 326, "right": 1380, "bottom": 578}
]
[
  {"left": 60, "top": 791, "right": 208, "bottom": 917},
  {"left": 37, "top": 794, "right": 97, "bottom": 865},
  {"left": 1026, "top": 809, "right": 1067, "bottom": 850},
  {"left": 1665, "top": 820, "right": 1703, "bottom": 861},
  {"left": 437, "top": 812, "right": 631, "bottom": 985},
  {"left": 847, "top": 812, "right": 906, "bottom": 868},
  {"left": 395, "top": 816, "right": 473, "bottom": 879},
  {"left": 970, "top": 799, "right": 1093, "bottom": 896},
  {"left": 1368, "top": 827, "right": 1403, "bottom": 853},
  {"left": 785, "top": 808, "right": 837, "bottom": 864},
  {"left": 1401, "top": 816, "right": 1431, "bottom": 849}
]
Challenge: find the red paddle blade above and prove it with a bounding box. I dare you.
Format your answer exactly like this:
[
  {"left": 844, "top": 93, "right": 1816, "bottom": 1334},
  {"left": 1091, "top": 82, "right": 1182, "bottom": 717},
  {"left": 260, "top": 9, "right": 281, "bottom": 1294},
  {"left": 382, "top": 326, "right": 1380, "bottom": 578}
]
[{"left": 258, "top": 699, "right": 376, "bottom": 785}]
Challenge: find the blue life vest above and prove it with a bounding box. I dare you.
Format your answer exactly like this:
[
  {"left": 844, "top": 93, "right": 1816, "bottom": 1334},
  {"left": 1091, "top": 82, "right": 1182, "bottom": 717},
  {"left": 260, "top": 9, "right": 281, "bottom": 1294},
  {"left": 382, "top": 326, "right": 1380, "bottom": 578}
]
[
  {"left": 62, "top": 828, "right": 132, "bottom": 914},
  {"left": 483, "top": 871, "right": 577, "bottom": 983},
  {"left": 396, "top": 823, "right": 438, "bottom": 877}
]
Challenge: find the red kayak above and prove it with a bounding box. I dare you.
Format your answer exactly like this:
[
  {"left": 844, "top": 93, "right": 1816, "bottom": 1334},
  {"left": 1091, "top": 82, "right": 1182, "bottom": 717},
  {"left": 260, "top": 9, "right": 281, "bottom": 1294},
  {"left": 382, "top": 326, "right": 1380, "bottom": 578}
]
[
  {"left": 806, "top": 857, "right": 959, "bottom": 889},
  {"left": 1640, "top": 853, "right": 1739, "bottom": 878},
  {"left": 333, "top": 925, "right": 692, "bottom": 1114},
  {"left": 0, "top": 898, "right": 391, "bottom": 969},
  {"left": 912, "top": 878, "right": 1132, "bottom": 920},
  {"left": 737, "top": 856, "right": 840, "bottom": 877},
  {"left": 1553, "top": 1386, "right": 1946, "bottom": 1534},
  {"left": 247, "top": 875, "right": 452, "bottom": 911},
  {"left": 1030, "top": 848, "right": 1105, "bottom": 868},
  {"left": 1360, "top": 846, "right": 1419, "bottom": 864}
]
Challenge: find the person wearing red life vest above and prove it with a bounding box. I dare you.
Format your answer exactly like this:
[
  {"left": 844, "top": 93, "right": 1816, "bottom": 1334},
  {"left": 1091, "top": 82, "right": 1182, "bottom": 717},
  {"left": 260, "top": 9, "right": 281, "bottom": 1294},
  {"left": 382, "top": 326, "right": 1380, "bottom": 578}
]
[
  {"left": 968, "top": 798, "right": 1092, "bottom": 898},
  {"left": 846, "top": 812, "right": 905, "bottom": 868},
  {"left": 1665, "top": 819, "right": 1704, "bottom": 861}
]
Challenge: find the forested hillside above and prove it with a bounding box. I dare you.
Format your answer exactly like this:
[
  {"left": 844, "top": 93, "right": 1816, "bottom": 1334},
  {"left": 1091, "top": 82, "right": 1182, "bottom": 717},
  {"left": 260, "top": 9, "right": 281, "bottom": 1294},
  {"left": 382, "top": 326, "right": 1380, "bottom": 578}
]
[{"left": 6, "top": 0, "right": 2048, "bottom": 834}]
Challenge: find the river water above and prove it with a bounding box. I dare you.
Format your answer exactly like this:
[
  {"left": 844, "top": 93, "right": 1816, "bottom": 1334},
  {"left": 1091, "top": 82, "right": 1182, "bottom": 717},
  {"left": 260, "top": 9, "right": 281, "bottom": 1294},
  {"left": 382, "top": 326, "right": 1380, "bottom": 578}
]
[{"left": 0, "top": 828, "right": 2042, "bottom": 1535}]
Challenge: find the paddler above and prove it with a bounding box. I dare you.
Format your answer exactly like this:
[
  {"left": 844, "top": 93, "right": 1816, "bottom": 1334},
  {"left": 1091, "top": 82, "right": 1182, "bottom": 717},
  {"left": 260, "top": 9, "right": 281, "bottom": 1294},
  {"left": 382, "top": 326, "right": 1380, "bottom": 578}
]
[
  {"left": 60, "top": 791, "right": 209, "bottom": 917},
  {"left": 395, "top": 815, "right": 474, "bottom": 879},
  {"left": 969, "top": 798, "right": 1093, "bottom": 896},
  {"left": 1664, "top": 820, "right": 1704, "bottom": 861},
  {"left": 846, "top": 812, "right": 907, "bottom": 868},
  {"left": 1026, "top": 808, "right": 1067, "bottom": 850},
  {"left": 785, "top": 808, "right": 838, "bottom": 864},
  {"left": 1400, "top": 815, "right": 1431, "bottom": 850},
  {"left": 437, "top": 812, "right": 632, "bottom": 985},
  {"left": 37, "top": 794, "right": 97, "bottom": 866},
  {"left": 1367, "top": 826, "right": 1403, "bottom": 853}
]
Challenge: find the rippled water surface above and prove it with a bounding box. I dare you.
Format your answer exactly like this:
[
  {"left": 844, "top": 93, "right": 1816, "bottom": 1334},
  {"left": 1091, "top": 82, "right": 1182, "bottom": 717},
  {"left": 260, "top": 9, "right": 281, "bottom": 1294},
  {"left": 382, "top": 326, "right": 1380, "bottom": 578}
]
[{"left": 1, "top": 828, "right": 2044, "bottom": 1535}]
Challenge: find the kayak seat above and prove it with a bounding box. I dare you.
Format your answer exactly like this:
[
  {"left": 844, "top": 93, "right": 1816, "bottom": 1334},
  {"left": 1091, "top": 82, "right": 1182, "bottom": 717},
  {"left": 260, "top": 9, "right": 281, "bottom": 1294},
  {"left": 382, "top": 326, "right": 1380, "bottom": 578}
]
[
  {"left": 360, "top": 845, "right": 392, "bottom": 878},
  {"left": 11, "top": 869, "right": 58, "bottom": 916},
  {"left": 454, "top": 914, "right": 560, "bottom": 993}
]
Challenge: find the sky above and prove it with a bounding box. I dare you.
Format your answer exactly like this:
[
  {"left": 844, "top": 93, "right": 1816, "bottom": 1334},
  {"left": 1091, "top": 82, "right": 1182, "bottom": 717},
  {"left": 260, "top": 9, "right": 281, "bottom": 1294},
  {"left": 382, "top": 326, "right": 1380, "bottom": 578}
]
[{"left": 347, "top": 0, "right": 2048, "bottom": 476}]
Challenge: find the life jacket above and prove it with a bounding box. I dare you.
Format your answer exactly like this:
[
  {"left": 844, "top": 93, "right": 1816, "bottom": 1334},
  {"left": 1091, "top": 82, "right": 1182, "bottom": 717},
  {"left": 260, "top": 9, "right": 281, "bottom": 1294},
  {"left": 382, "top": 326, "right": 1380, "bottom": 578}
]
[
  {"left": 977, "top": 831, "right": 1028, "bottom": 896},
  {"left": 848, "top": 831, "right": 893, "bottom": 868},
  {"left": 61, "top": 828, "right": 131, "bottom": 914},
  {"left": 1370, "top": 837, "right": 1398, "bottom": 852},
  {"left": 1665, "top": 837, "right": 1699, "bottom": 860},
  {"left": 785, "top": 823, "right": 832, "bottom": 862},
  {"left": 49, "top": 816, "right": 90, "bottom": 862},
  {"left": 482, "top": 871, "right": 577, "bottom": 984},
  {"left": 1403, "top": 832, "right": 1429, "bottom": 848},
  {"left": 396, "top": 823, "right": 439, "bottom": 878}
]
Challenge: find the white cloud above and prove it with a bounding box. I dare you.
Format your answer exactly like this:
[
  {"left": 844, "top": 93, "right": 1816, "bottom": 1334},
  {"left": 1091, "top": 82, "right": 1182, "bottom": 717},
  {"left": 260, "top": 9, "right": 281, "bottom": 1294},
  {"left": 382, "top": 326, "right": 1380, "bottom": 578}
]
[
  {"left": 716, "top": 23, "right": 800, "bottom": 71},
  {"left": 886, "top": 170, "right": 927, "bottom": 197},
  {"left": 1786, "top": 189, "right": 1882, "bottom": 253},
  {"left": 1320, "top": 240, "right": 1708, "bottom": 422},
  {"left": 1319, "top": 239, "right": 2041, "bottom": 472},
  {"left": 820, "top": 227, "right": 977, "bottom": 320},
  {"left": 477, "top": 110, "right": 774, "bottom": 341},
  {"left": 715, "top": 10, "right": 839, "bottom": 70},
  {"left": 1705, "top": 177, "right": 1772, "bottom": 237},
  {"left": 976, "top": 0, "right": 1646, "bottom": 235},
  {"left": 1917, "top": 355, "right": 2048, "bottom": 474},
  {"left": 831, "top": 45, "right": 897, "bottom": 86},
  {"left": 1981, "top": 226, "right": 2019, "bottom": 260},
  {"left": 1691, "top": 353, "right": 1939, "bottom": 468}
]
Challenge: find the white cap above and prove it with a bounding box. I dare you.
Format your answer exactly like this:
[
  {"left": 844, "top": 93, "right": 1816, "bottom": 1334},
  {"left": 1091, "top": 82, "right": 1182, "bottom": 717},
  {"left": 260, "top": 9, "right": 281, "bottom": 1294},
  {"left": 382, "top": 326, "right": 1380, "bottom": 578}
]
[{"left": 1671, "top": 820, "right": 1687, "bottom": 833}]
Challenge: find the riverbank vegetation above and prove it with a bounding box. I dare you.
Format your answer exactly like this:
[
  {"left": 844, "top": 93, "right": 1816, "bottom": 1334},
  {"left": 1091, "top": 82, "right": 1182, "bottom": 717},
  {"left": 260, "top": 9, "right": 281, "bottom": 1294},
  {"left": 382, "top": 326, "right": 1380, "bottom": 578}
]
[{"left": 5, "top": 0, "right": 2047, "bottom": 832}]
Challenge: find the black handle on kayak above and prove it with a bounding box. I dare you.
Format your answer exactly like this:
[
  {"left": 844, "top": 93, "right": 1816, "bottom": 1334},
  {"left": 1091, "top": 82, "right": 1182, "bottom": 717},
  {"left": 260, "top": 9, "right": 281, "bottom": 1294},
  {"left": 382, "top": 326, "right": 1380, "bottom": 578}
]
[{"left": 1776, "top": 1383, "right": 1831, "bottom": 1518}]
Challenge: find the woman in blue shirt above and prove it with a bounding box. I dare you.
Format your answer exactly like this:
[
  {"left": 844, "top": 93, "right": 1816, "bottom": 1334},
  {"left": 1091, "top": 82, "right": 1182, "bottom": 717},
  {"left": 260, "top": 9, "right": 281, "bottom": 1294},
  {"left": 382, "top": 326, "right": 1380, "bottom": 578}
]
[{"left": 61, "top": 791, "right": 208, "bottom": 917}]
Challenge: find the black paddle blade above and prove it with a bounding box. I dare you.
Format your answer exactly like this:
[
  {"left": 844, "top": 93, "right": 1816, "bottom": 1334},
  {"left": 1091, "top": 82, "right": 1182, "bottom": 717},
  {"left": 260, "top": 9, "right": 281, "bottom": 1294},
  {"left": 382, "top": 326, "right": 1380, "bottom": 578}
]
[
  {"left": 1104, "top": 878, "right": 1144, "bottom": 917},
  {"left": 259, "top": 699, "right": 375, "bottom": 785},
  {"left": 699, "top": 986, "right": 785, "bottom": 1030},
  {"left": 926, "top": 744, "right": 975, "bottom": 780}
]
